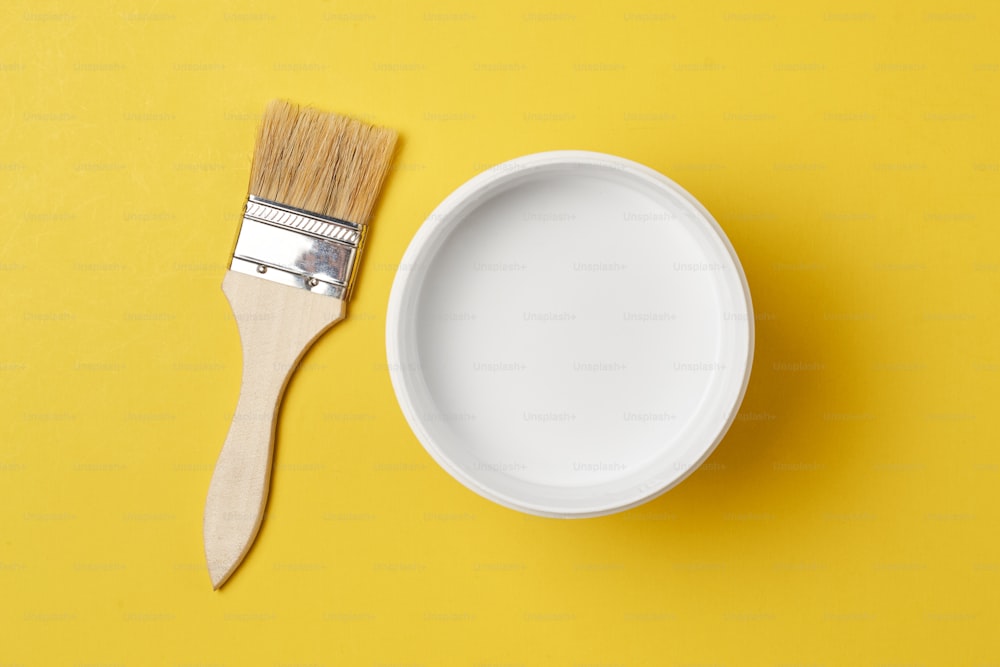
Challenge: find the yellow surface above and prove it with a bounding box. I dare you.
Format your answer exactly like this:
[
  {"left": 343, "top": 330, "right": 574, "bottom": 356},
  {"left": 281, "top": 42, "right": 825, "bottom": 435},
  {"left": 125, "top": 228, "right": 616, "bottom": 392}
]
[{"left": 2, "top": 0, "right": 998, "bottom": 664}]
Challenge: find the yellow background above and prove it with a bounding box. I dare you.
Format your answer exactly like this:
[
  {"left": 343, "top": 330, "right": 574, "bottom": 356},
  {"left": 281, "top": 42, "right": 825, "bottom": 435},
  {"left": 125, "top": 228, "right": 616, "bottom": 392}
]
[{"left": 2, "top": 0, "right": 998, "bottom": 664}]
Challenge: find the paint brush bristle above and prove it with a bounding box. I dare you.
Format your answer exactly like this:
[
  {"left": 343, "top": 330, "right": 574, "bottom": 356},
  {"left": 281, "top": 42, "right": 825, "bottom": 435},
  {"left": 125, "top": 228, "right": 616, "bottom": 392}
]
[{"left": 248, "top": 99, "right": 397, "bottom": 225}]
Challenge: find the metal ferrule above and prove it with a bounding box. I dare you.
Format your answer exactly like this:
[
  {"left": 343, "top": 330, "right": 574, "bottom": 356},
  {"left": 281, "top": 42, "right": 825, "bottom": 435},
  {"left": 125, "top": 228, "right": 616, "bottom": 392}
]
[{"left": 230, "top": 196, "right": 366, "bottom": 300}]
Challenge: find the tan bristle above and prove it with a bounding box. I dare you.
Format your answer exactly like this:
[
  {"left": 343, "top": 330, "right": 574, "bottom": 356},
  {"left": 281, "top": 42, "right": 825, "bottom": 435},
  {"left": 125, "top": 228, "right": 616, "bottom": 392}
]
[{"left": 248, "top": 99, "right": 397, "bottom": 224}]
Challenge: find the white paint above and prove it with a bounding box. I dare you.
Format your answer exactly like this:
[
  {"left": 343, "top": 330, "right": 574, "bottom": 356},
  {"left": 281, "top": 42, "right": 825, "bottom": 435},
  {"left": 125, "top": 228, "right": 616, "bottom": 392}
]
[{"left": 387, "top": 151, "right": 753, "bottom": 517}]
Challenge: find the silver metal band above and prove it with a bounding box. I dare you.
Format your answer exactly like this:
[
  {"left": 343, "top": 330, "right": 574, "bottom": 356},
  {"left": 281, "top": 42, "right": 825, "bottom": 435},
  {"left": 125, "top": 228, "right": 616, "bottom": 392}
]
[{"left": 230, "top": 196, "right": 366, "bottom": 300}]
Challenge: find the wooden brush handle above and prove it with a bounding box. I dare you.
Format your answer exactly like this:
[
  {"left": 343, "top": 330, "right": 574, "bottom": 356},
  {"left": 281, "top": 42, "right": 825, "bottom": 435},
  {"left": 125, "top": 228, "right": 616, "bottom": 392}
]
[{"left": 203, "top": 270, "right": 345, "bottom": 589}]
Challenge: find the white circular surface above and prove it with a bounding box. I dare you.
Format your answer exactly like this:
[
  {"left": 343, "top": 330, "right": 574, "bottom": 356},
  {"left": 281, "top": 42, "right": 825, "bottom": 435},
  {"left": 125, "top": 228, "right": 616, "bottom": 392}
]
[{"left": 386, "top": 151, "right": 753, "bottom": 517}]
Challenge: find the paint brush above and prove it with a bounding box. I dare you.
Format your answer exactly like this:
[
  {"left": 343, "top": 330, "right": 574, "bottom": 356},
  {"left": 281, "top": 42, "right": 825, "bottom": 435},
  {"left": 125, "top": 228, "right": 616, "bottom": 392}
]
[{"left": 203, "top": 99, "right": 396, "bottom": 589}]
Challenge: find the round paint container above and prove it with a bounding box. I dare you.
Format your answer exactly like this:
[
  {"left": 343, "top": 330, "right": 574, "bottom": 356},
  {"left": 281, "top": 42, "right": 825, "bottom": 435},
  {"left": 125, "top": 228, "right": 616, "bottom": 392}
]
[{"left": 386, "top": 151, "right": 753, "bottom": 517}]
